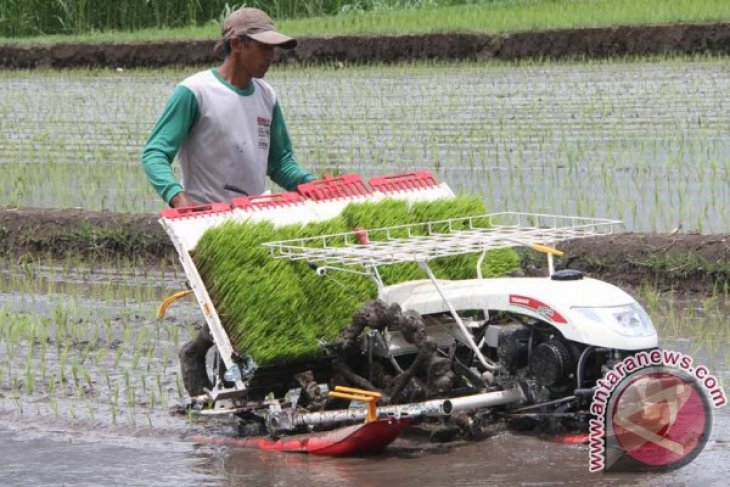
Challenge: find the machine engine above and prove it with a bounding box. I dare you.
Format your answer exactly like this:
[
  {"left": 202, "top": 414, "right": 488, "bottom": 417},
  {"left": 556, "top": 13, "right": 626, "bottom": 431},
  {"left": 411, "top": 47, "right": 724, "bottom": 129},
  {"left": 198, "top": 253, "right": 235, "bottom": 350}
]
[{"left": 484, "top": 316, "right": 608, "bottom": 401}]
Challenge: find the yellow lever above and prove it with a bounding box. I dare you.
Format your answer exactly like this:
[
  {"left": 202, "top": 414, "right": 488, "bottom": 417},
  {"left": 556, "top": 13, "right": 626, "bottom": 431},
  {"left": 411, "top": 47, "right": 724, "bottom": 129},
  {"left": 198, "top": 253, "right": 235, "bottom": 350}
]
[
  {"left": 530, "top": 243, "right": 564, "bottom": 257},
  {"left": 157, "top": 290, "right": 193, "bottom": 319},
  {"left": 328, "top": 386, "right": 382, "bottom": 423}
]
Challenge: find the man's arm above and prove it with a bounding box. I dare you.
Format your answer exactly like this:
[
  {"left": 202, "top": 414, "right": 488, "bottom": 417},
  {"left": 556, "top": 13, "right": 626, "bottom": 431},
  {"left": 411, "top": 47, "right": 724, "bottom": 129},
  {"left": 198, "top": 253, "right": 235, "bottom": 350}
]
[
  {"left": 267, "top": 101, "right": 315, "bottom": 191},
  {"left": 141, "top": 85, "right": 200, "bottom": 205}
]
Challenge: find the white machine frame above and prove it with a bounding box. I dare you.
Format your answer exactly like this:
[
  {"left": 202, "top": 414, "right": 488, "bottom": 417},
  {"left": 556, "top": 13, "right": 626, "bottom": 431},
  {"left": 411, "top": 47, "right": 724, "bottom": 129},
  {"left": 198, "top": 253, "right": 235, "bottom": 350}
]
[
  {"left": 158, "top": 173, "right": 657, "bottom": 406},
  {"left": 158, "top": 174, "right": 456, "bottom": 399}
]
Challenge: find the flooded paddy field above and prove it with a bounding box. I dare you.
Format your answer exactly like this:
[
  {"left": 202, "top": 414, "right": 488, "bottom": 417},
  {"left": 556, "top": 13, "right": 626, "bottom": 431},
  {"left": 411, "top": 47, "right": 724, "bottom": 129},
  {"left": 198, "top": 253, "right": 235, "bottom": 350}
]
[
  {"left": 1, "top": 56, "right": 729, "bottom": 233},
  {"left": 0, "top": 260, "right": 727, "bottom": 486}
]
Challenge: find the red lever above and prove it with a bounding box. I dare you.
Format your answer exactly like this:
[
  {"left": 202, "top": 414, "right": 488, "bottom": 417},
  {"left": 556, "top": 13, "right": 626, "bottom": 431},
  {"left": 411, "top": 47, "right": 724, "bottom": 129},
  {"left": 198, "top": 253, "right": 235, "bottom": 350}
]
[
  {"left": 231, "top": 191, "right": 303, "bottom": 210},
  {"left": 369, "top": 170, "right": 438, "bottom": 192},
  {"left": 160, "top": 202, "right": 231, "bottom": 219},
  {"left": 297, "top": 174, "right": 372, "bottom": 201}
]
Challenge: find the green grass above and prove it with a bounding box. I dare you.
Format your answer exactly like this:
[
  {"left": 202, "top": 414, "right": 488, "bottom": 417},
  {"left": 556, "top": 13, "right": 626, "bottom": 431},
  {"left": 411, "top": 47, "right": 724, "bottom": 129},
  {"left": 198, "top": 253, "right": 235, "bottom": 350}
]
[
  {"left": 1, "top": 0, "right": 728, "bottom": 44},
  {"left": 639, "top": 253, "right": 730, "bottom": 292},
  {"left": 283, "top": 0, "right": 730, "bottom": 37},
  {"left": 192, "top": 197, "right": 520, "bottom": 365}
]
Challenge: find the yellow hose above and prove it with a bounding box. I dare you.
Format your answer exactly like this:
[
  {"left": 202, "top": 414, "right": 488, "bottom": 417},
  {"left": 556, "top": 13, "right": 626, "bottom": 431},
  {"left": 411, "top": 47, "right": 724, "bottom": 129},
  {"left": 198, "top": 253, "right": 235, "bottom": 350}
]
[
  {"left": 157, "top": 290, "right": 193, "bottom": 319},
  {"left": 530, "top": 243, "right": 564, "bottom": 257}
]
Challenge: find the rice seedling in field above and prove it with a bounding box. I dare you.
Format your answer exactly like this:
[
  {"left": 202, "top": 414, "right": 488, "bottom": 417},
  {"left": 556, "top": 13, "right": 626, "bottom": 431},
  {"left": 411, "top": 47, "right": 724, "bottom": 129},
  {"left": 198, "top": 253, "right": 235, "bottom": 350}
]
[
  {"left": 0, "top": 56, "right": 727, "bottom": 233},
  {"left": 192, "top": 197, "right": 519, "bottom": 364},
  {"left": 0, "top": 285, "right": 186, "bottom": 426}
]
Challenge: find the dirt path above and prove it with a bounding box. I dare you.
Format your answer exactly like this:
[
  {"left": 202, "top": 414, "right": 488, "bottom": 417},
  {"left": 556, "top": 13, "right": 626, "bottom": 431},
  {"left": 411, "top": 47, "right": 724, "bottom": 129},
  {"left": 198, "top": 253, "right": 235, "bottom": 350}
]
[
  {"left": 0, "top": 207, "right": 726, "bottom": 294},
  {"left": 1, "top": 22, "right": 728, "bottom": 69}
]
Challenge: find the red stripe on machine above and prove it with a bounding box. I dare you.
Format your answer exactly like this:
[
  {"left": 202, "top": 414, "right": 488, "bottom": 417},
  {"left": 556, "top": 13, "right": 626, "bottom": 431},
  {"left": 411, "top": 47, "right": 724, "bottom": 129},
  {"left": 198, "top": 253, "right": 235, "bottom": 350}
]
[{"left": 509, "top": 295, "right": 567, "bottom": 324}]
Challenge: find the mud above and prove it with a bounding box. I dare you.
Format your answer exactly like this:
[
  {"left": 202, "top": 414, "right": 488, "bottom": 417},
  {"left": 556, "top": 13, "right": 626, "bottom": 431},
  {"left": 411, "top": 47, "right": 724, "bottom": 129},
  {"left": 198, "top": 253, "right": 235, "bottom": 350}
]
[
  {"left": 1, "top": 22, "right": 729, "bottom": 69},
  {"left": 540, "top": 234, "right": 730, "bottom": 295},
  {"left": 0, "top": 207, "right": 173, "bottom": 265},
  {"left": 1, "top": 207, "right": 727, "bottom": 294}
]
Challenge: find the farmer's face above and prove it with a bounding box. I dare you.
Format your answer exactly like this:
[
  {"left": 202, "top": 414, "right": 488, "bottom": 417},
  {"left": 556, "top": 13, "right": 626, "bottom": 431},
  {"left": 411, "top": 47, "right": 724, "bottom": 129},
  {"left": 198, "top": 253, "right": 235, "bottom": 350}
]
[{"left": 236, "top": 37, "right": 275, "bottom": 79}]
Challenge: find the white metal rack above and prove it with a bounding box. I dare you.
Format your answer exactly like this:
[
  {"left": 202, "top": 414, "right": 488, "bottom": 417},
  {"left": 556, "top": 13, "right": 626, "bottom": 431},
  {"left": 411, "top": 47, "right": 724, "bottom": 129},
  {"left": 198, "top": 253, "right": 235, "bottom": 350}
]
[
  {"left": 262, "top": 212, "right": 621, "bottom": 268},
  {"left": 263, "top": 212, "right": 622, "bottom": 372}
]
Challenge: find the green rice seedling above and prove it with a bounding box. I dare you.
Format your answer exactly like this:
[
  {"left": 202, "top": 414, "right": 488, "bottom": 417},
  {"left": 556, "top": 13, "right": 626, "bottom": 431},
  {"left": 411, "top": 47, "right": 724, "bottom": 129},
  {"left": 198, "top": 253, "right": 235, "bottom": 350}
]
[
  {"left": 49, "top": 397, "right": 59, "bottom": 417},
  {"left": 113, "top": 346, "right": 124, "bottom": 368},
  {"left": 71, "top": 357, "right": 80, "bottom": 385},
  {"left": 104, "top": 370, "right": 112, "bottom": 395},
  {"left": 58, "top": 346, "right": 68, "bottom": 383},
  {"left": 103, "top": 319, "right": 113, "bottom": 344},
  {"left": 194, "top": 218, "right": 349, "bottom": 364},
  {"left": 23, "top": 352, "right": 34, "bottom": 394},
  {"left": 145, "top": 346, "right": 155, "bottom": 373},
  {"left": 46, "top": 374, "right": 56, "bottom": 396},
  {"left": 53, "top": 304, "right": 69, "bottom": 339},
  {"left": 342, "top": 198, "right": 460, "bottom": 284},
  {"left": 161, "top": 349, "right": 170, "bottom": 374},
  {"left": 193, "top": 196, "right": 517, "bottom": 364},
  {"left": 112, "top": 383, "right": 120, "bottom": 408},
  {"left": 86, "top": 403, "right": 95, "bottom": 422},
  {"left": 121, "top": 321, "right": 131, "bottom": 344},
  {"left": 161, "top": 385, "right": 169, "bottom": 409},
  {"left": 176, "top": 374, "right": 184, "bottom": 401},
  {"left": 126, "top": 383, "right": 136, "bottom": 409},
  {"left": 131, "top": 349, "right": 142, "bottom": 370},
  {"left": 13, "top": 396, "right": 23, "bottom": 414},
  {"left": 37, "top": 348, "right": 47, "bottom": 384},
  {"left": 82, "top": 366, "right": 93, "bottom": 390},
  {"left": 187, "top": 409, "right": 194, "bottom": 426},
  {"left": 93, "top": 345, "right": 107, "bottom": 364},
  {"left": 153, "top": 321, "right": 161, "bottom": 343},
  {"left": 123, "top": 368, "right": 131, "bottom": 393},
  {"left": 172, "top": 326, "right": 180, "bottom": 350}
]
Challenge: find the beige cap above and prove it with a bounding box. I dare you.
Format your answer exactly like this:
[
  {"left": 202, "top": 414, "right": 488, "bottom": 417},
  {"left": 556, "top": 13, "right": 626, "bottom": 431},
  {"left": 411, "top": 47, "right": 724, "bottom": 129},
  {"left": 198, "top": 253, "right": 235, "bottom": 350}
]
[{"left": 221, "top": 7, "right": 297, "bottom": 49}]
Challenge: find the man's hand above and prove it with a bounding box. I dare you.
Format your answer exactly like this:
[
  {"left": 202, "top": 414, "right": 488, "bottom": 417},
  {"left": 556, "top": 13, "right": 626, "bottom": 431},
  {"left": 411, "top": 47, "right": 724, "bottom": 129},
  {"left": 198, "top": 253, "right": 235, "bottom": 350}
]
[{"left": 169, "top": 191, "right": 196, "bottom": 208}]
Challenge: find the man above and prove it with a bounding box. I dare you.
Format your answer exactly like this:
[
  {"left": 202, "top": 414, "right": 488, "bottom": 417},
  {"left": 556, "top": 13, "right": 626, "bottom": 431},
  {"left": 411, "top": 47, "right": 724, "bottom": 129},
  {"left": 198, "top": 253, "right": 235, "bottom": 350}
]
[{"left": 142, "top": 7, "right": 315, "bottom": 396}]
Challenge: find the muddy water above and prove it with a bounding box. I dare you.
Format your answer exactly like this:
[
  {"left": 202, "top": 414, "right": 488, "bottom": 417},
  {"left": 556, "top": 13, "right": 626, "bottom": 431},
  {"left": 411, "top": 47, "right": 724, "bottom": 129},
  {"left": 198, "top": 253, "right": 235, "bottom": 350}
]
[
  {"left": 1, "top": 264, "right": 728, "bottom": 486},
  {"left": 0, "top": 422, "right": 219, "bottom": 487}
]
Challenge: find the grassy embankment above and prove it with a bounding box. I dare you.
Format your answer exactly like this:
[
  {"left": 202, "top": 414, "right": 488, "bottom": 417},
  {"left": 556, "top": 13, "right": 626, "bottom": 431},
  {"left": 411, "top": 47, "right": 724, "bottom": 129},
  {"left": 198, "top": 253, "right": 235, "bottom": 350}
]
[{"left": 0, "top": 0, "right": 728, "bottom": 44}]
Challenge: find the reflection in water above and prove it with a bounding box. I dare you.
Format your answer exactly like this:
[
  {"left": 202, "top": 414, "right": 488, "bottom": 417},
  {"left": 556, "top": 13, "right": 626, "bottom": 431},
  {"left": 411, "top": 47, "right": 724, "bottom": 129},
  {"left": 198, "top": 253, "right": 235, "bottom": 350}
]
[
  {"left": 0, "top": 425, "right": 221, "bottom": 487},
  {"left": 1, "top": 416, "right": 727, "bottom": 487},
  {"left": 207, "top": 421, "right": 730, "bottom": 487}
]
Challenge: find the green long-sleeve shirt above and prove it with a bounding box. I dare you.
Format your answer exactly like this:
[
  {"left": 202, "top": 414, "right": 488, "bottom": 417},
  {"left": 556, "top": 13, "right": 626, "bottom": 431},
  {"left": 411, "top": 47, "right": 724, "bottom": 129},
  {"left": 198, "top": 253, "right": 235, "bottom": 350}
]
[{"left": 142, "top": 68, "right": 314, "bottom": 204}]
